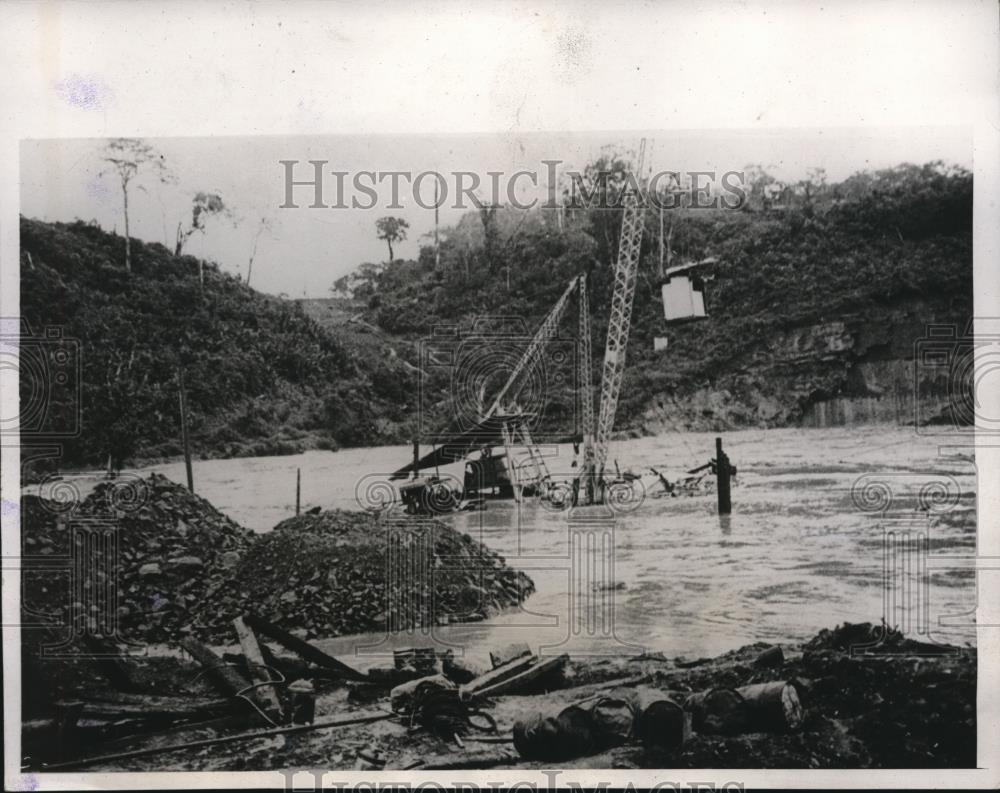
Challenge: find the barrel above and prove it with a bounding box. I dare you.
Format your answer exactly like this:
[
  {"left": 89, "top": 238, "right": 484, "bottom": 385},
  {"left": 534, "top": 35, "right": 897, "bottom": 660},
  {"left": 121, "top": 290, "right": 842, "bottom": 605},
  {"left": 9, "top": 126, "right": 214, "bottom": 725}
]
[
  {"left": 683, "top": 688, "right": 748, "bottom": 735},
  {"left": 735, "top": 681, "right": 804, "bottom": 732},
  {"left": 513, "top": 705, "right": 596, "bottom": 761}
]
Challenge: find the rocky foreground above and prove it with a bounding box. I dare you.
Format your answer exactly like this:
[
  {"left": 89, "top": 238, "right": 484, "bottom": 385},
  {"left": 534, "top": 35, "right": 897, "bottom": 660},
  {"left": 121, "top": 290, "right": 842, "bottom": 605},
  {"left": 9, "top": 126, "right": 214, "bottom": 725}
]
[{"left": 21, "top": 622, "right": 975, "bottom": 771}]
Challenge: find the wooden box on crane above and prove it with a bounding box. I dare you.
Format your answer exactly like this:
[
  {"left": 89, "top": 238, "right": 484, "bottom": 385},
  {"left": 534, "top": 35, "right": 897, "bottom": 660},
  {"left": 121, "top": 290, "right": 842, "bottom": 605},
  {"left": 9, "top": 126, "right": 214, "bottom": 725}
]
[{"left": 660, "top": 260, "right": 713, "bottom": 323}]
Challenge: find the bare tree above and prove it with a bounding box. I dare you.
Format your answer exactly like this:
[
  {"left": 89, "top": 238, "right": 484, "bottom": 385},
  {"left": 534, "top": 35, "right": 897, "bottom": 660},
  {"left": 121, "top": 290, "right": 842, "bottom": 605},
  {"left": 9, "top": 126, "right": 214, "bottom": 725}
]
[
  {"left": 175, "top": 191, "right": 236, "bottom": 286},
  {"left": 375, "top": 216, "right": 409, "bottom": 262},
  {"left": 100, "top": 138, "right": 172, "bottom": 272},
  {"left": 175, "top": 191, "right": 233, "bottom": 256},
  {"left": 245, "top": 215, "right": 275, "bottom": 288}
]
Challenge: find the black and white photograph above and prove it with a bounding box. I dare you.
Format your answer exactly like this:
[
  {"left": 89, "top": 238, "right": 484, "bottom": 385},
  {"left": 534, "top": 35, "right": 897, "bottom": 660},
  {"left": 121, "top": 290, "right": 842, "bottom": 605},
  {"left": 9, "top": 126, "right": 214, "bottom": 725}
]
[{"left": 2, "top": 2, "right": 998, "bottom": 790}]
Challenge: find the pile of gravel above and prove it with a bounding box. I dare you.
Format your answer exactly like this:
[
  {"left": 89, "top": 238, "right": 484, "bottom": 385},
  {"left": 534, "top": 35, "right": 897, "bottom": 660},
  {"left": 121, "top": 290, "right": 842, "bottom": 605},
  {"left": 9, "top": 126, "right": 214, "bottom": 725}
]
[
  {"left": 21, "top": 476, "right": 535, "bottom": 645},
  {"left": 21, "top": 473, "right": 256, "bottom": 644},
  {"left": 195, "top": 510, "right": 535, "bottom": 641}
]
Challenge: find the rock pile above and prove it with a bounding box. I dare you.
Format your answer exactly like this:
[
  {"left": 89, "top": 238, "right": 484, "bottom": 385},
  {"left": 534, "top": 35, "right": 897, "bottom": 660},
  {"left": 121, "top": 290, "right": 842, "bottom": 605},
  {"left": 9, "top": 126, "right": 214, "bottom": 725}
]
[
  {"left": 21, "top": 473, "right": 256, "bottom": 644},
  {"left": 195, "top": 510, "right": 535, "bottom": 641},
  {"left": 21, "top": 475, "right": 535, "bottom": 645}
]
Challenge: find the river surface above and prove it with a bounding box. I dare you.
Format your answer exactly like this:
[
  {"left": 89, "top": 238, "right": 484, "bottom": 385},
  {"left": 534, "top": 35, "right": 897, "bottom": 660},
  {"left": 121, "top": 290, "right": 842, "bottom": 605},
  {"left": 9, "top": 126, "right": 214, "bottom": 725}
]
[{"left": 53, "top": 426, "right": 980, "bottom": 666}]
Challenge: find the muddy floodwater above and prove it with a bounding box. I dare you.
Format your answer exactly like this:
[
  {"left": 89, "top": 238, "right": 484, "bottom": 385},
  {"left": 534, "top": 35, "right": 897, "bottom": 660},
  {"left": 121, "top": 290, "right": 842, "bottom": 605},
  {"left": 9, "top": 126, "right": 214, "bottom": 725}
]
[{"left": 72, "top": 426, "right": 978, "bottom": 665}]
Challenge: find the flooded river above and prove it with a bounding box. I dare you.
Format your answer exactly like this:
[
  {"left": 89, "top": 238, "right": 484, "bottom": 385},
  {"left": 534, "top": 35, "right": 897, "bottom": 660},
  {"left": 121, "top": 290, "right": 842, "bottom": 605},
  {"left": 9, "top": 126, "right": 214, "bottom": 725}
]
[{"left": 63, "top": 426, "right": 979, "bottom": 665}]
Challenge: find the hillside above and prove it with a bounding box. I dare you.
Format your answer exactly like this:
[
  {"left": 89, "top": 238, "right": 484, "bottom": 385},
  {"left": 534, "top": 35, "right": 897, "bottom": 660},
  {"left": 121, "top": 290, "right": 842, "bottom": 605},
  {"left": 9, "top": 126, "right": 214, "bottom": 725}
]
[
  {"left": 338, "top": 160, "right": 974, "bottom": 438},
  {"left": 19, "top": 218, "right": 420, "bottom": 467},
  {"left": 18, "top": 161, "right": 973, "bottom": 468}
]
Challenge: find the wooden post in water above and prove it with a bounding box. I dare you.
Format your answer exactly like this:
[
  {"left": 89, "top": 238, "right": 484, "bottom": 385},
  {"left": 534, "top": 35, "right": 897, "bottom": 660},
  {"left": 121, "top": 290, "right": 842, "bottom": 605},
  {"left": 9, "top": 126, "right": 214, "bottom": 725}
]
[
  {"left": 716, "top": 436, "right": 731, "bottom": 515},
  {"left": 296, "top": 468, "right": 301, "bottom": 516},
  {"left": 412, "top": 439, "right": 419, "bottom": 480},
  {"left": 178, "top": 369, "right": 194, "bottom": 492}
]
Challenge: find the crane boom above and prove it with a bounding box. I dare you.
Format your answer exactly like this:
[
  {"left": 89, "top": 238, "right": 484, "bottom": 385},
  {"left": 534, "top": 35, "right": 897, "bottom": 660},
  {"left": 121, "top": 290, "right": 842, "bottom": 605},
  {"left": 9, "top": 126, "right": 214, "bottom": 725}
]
[
  {"left": 485, "top": 275, "right": 579, "bottom": 419},
  {"left": 577, "top": 273, "right": 596, "bottom": 499},
  {"left": 593, "top": 139, "right": 646, "bottom": 478}
]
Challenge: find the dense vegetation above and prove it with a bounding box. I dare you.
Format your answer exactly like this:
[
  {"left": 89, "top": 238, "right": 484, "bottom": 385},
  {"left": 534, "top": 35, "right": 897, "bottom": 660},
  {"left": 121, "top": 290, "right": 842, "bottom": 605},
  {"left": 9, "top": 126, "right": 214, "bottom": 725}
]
[
  {"left": 20, "top": 218, "right": 415, "bottom": 466},
  {"left": 336, "top": 160, "right": 973, "bottom": 435},
  {"left": 19, "top": 160, "right": 972, "bottom": 467}
]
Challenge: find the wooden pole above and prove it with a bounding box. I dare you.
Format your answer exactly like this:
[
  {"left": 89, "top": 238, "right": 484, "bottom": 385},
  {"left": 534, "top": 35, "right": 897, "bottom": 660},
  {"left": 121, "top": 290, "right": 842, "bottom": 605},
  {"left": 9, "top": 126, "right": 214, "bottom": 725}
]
[
  {"left": 178, "top": 369, "right": 194, "bottom": 492},
  {"left": 434, "top": 182, "right": 440, "bottom": 268},
  {"left": 658, "top": 203, "right": 665, "bottom": 278},
  {"left": 412, "top": 439, "right": 419, "bottom": 480},
  {"left": 295, "top": 468, "right": 301, "bottom": 516},
  {"left": 716, "top": 437, "right": 731, "bottom": 515}
]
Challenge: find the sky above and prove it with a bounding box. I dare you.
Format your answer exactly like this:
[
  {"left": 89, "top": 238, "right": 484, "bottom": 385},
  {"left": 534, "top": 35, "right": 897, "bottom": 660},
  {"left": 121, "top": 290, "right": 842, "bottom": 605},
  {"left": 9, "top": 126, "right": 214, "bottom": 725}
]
[{"left": 20, "top": 127, "right": 971, "bottom": 297}]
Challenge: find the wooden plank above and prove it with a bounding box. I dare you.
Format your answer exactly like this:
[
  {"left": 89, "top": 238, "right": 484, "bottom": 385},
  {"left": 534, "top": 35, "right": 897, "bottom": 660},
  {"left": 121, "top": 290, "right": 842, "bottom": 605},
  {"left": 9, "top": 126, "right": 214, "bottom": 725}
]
[
  {"left": 179, "top": 637, "right": 253, "bottom": 698},
  {"left": 468, "top": 654, "right": 569, "bottom": 700},
  {"left": 233, "top": 617, "right": 284, "bottom": 721},
  {"left": 489, "top": 642, "right": 532, "bottom": 669},
  {"left": 244, "top": 614, "right": 367, "bottom": 681},
  {"left": 459, "top": 653, "right": 537, "bottom": 698}
]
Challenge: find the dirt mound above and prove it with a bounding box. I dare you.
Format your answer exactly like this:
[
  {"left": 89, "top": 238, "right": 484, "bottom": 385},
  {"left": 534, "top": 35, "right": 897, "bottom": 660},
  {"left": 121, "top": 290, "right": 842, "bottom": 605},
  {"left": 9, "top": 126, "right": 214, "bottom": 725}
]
[
  {"left": 21, "top": 474, "right": 256, "bottom": 644},
  {"left": 21, "top": 479, "right": 535, "bottom": 645},
  {"left": 194, "top": 510, "right": 535, "bottom": 641}
]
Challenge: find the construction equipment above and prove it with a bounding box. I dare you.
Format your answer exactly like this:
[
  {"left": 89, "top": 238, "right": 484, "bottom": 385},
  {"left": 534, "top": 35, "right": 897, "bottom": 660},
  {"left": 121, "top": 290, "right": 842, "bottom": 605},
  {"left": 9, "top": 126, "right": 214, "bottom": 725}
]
[
  {"left": 484, "top": 275, "right": 581, "bottom": 501},
  {"left": 577, "top": 139, "right": 648, "bottom": 503},
  {"left": 576, "top": 273, "right": 597, "bottom": 504}
]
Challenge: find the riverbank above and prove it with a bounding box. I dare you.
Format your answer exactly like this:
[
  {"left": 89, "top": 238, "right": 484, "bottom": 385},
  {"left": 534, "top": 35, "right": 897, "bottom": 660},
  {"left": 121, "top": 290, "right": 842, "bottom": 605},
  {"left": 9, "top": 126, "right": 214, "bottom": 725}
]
[{"left": 22, "top": 622, "right": 975, "bottom": 771}]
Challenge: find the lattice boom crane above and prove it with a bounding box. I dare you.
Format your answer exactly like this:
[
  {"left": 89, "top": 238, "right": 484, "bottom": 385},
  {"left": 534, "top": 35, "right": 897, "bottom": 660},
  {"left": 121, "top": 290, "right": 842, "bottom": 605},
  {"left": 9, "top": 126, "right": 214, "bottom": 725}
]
[{"left": 592, "top": 139, "right": 647, "bottom": 483}]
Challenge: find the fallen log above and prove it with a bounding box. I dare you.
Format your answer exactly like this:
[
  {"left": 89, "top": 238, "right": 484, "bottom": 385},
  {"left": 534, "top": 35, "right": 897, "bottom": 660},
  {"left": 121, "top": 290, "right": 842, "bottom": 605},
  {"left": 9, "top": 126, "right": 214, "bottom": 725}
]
[
  {"left": 179, "top": 637, "right": 253, "bottom": 699},
  {"left": 233, "top": 617, "right": 284, "bottom": 721},
  {"left": 735, "top": 680, "right": 804, "bottom": 731},
  {"left": 243, "top": 614, "right": 367, "bottom": 681}
]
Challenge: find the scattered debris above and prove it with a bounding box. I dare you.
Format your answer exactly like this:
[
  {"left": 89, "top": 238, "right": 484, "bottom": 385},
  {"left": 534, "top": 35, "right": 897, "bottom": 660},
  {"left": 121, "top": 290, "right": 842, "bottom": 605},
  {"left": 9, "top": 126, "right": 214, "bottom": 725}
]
[{"left": 22, "top": 622, "right": 977, "bottom": 771}]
